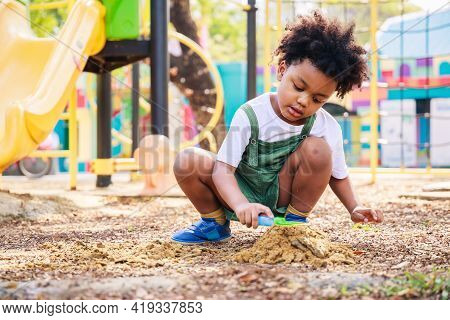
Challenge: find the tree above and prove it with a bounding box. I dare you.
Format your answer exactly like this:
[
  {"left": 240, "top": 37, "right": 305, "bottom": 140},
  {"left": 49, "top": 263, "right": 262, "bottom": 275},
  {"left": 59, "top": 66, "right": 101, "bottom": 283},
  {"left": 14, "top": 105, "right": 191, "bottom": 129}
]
[
  {"left": 169, "top": 0, "right": 226, "bottom": 147},
  {"left": 28, "top": 0, "right": 68, "bottom": 37},
  {"left": 190, "top": 0, "right": 247, "bottom": 62}
]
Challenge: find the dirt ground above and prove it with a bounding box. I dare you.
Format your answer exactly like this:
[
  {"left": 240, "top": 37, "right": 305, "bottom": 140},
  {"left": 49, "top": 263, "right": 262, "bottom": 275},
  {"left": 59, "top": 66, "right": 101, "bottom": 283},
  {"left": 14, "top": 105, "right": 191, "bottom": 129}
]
[{"left": 0, "top": 174, "right": 448, "bottom": 299}]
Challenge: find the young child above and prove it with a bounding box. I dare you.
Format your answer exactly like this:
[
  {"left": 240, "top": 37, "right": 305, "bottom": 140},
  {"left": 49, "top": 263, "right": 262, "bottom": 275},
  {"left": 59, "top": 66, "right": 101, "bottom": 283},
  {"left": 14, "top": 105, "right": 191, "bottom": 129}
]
[{"left": 171, "top": 11, "right": 383, "bottom": 244}]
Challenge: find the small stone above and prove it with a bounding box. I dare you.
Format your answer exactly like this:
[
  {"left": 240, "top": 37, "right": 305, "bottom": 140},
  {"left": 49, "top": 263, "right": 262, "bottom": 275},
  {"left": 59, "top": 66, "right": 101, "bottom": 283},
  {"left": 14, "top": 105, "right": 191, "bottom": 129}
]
[{"left": 391, "top": 261, "right": 410, "bottom": 269}]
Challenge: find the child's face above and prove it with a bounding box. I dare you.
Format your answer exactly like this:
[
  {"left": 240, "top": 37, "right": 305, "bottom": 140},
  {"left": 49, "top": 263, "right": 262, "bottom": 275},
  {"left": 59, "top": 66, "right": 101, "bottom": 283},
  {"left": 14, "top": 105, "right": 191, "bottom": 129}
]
[{"left": 275, "top": 59, "right": 337, "bottom": 125}]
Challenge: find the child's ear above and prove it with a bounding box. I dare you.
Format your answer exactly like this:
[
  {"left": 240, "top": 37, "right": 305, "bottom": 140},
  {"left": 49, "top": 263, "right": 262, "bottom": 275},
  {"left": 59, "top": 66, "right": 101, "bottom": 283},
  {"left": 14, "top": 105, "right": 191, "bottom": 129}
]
[{"left": 277, "top": 61, "right": 286, "bottom": 81}]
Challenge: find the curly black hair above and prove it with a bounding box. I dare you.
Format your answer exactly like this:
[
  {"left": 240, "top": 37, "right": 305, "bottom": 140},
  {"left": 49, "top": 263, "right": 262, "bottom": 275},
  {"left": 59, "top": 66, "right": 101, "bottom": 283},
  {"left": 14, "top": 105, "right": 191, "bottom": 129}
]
[{"left": 273, "top": 11, "right": 368, "bottom": 98}]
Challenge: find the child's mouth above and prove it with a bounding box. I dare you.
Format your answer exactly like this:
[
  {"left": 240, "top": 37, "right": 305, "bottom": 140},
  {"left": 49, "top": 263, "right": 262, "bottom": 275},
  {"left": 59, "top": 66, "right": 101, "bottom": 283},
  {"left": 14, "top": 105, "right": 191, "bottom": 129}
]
[{"left": 287, "top": 106, "right": 303, "bottom": 118}]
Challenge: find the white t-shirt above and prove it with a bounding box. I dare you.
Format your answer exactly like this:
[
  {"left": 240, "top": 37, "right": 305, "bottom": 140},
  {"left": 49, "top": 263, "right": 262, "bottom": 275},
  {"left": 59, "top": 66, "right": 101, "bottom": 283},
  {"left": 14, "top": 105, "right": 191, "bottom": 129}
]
[{"left": 217, "top": 92, "right": 349, "bottom": 179}]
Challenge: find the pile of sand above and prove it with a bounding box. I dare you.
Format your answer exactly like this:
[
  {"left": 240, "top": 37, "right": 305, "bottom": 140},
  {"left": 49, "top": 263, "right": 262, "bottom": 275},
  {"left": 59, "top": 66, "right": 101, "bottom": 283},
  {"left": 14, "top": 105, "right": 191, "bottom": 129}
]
[{"left": 233, "top": 225, "right": 355, "bottom": 267}]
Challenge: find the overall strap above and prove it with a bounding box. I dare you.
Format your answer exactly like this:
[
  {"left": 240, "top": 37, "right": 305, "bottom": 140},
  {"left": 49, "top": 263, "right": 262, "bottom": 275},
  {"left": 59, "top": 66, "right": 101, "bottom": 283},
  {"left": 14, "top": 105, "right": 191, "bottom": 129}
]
[
  {"left": 299, "top": 113, "right": 316, "bottom": 141},
  {"left": 241, "top": 104, "right": 259, "bottom": 167}
]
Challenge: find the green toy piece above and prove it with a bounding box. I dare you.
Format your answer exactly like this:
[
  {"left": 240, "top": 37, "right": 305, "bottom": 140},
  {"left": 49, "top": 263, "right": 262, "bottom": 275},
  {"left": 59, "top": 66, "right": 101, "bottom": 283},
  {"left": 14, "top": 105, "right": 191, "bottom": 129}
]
[
  {"left": 258, "top": 216, "right": 307, "bottom": 227},
  {"left": 273, "top": 217, "right": 303, "bottom": 226}
]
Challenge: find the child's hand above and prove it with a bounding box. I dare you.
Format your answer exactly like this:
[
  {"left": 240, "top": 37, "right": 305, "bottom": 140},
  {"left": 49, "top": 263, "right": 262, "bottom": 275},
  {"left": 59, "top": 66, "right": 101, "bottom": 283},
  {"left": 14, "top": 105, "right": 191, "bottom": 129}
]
[
  {"left": 235, "top": 203, "right": 274, "bottom": 229},
  {"left": 351, "top": 206, "right": 383, "bottom": 224}
]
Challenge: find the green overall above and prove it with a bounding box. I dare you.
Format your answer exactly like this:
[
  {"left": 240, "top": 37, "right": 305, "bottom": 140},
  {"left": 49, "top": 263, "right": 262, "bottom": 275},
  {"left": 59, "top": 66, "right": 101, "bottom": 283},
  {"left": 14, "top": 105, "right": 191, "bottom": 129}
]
[{"left": 224, "top": 104, "right": 316, "bottom": 221}]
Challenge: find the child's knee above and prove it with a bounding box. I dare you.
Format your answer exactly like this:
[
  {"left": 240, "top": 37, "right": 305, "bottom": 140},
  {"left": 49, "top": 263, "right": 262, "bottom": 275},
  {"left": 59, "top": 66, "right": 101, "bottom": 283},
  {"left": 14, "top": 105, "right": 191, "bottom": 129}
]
[
  {"left": 173, "top": 148, "right": 195, "bottom": 176},
  {"left": 300, "top": 137, "right": 332, "bottom": 172},
  {"left": 173, "top": 147, "right": 214, "bottom": 177}
]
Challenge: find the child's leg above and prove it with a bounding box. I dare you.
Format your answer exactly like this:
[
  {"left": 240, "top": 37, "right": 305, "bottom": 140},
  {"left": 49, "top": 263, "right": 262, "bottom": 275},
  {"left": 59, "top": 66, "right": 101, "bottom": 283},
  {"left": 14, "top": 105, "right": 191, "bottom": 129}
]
[
  {"left": 277, "top": 137, "right": 332, "bottom": 216},
  {"left": 173, "top": 147, "right": 229, "bottom": 224}
]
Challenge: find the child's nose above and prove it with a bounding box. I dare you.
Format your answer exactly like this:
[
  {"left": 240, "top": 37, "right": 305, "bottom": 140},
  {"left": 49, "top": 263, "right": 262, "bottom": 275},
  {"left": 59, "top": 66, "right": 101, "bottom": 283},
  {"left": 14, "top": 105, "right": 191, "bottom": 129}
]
[{"left": 296, "top": 92, "right": 308, "bottom": 108}]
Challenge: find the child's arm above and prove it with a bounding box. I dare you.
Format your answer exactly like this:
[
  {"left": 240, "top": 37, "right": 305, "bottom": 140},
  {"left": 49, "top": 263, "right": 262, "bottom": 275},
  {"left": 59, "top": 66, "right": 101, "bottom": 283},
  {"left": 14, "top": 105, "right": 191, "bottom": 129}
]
[
  {"left": 213, "top": 161, "right": 273, "bottom": 228},
  {"left": 329, "top": 176, "right": 383, "bottom": 223}
]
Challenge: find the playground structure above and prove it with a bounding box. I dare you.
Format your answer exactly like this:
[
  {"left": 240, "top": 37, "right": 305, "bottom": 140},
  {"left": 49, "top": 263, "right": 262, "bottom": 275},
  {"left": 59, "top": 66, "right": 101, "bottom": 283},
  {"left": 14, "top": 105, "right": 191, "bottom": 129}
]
[
  {"left": 0, "top": 0, "right": 449, "bottom": 192},
  {"left": 0, "top": 0, "right": 104, "bottom": 187},
  {"left": 0, "top": 0, "right": 256, "bottom": 191}
]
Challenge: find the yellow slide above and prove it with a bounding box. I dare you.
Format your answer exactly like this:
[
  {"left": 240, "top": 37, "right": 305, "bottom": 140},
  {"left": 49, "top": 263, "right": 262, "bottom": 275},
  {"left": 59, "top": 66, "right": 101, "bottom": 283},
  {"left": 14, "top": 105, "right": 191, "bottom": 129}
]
[{"left": 0, "top": 0, "right": 105, "bottom": 172}]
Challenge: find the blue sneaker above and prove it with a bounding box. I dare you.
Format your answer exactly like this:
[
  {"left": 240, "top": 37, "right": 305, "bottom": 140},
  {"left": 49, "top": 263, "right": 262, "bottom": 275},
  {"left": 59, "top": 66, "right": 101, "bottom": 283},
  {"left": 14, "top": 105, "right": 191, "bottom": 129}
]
[
  {"left": 171, "top": 218, "right": 231, "bottom": 245},
  {"left": 285, "top": 213, "right": 308, "bottom": 223}
]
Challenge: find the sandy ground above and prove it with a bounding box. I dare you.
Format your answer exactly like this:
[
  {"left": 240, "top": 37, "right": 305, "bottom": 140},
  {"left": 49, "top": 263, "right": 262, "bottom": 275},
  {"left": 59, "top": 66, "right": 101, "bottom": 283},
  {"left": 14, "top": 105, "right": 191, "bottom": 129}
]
[{"left": 0, "top": 173, "right": 448, "bottom": 299}]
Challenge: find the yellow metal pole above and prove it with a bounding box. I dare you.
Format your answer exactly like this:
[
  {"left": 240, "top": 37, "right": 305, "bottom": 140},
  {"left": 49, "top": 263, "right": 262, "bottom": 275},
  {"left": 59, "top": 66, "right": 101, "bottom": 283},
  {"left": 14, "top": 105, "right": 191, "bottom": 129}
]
[
  {"left": 263, "top": 0, "right": 271, "bottom": 92},
  {"left": 141, "top": 0, "right": 151, "bottom": 37},
  {"left": 68, "top": 88, "right": 78, "bottom": 190},
  {"left": 29, "top": 150, "right": 70, "bottom": 158},
  {"left": 276, "top": 0, "right": 282, "bottom": 41},
  {"left": 369, "top": 0, "right": 379, "bottom": 184}
]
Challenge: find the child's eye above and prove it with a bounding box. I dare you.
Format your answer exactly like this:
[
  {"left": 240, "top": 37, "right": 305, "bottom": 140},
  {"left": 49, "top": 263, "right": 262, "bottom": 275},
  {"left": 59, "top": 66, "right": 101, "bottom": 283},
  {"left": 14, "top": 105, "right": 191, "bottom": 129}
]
[
  {"left": 293, "top": 83, "right": 303, "bottom": 91},
  {"left": 313, "top": 98, "right": 322, "bottom": 104}
]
